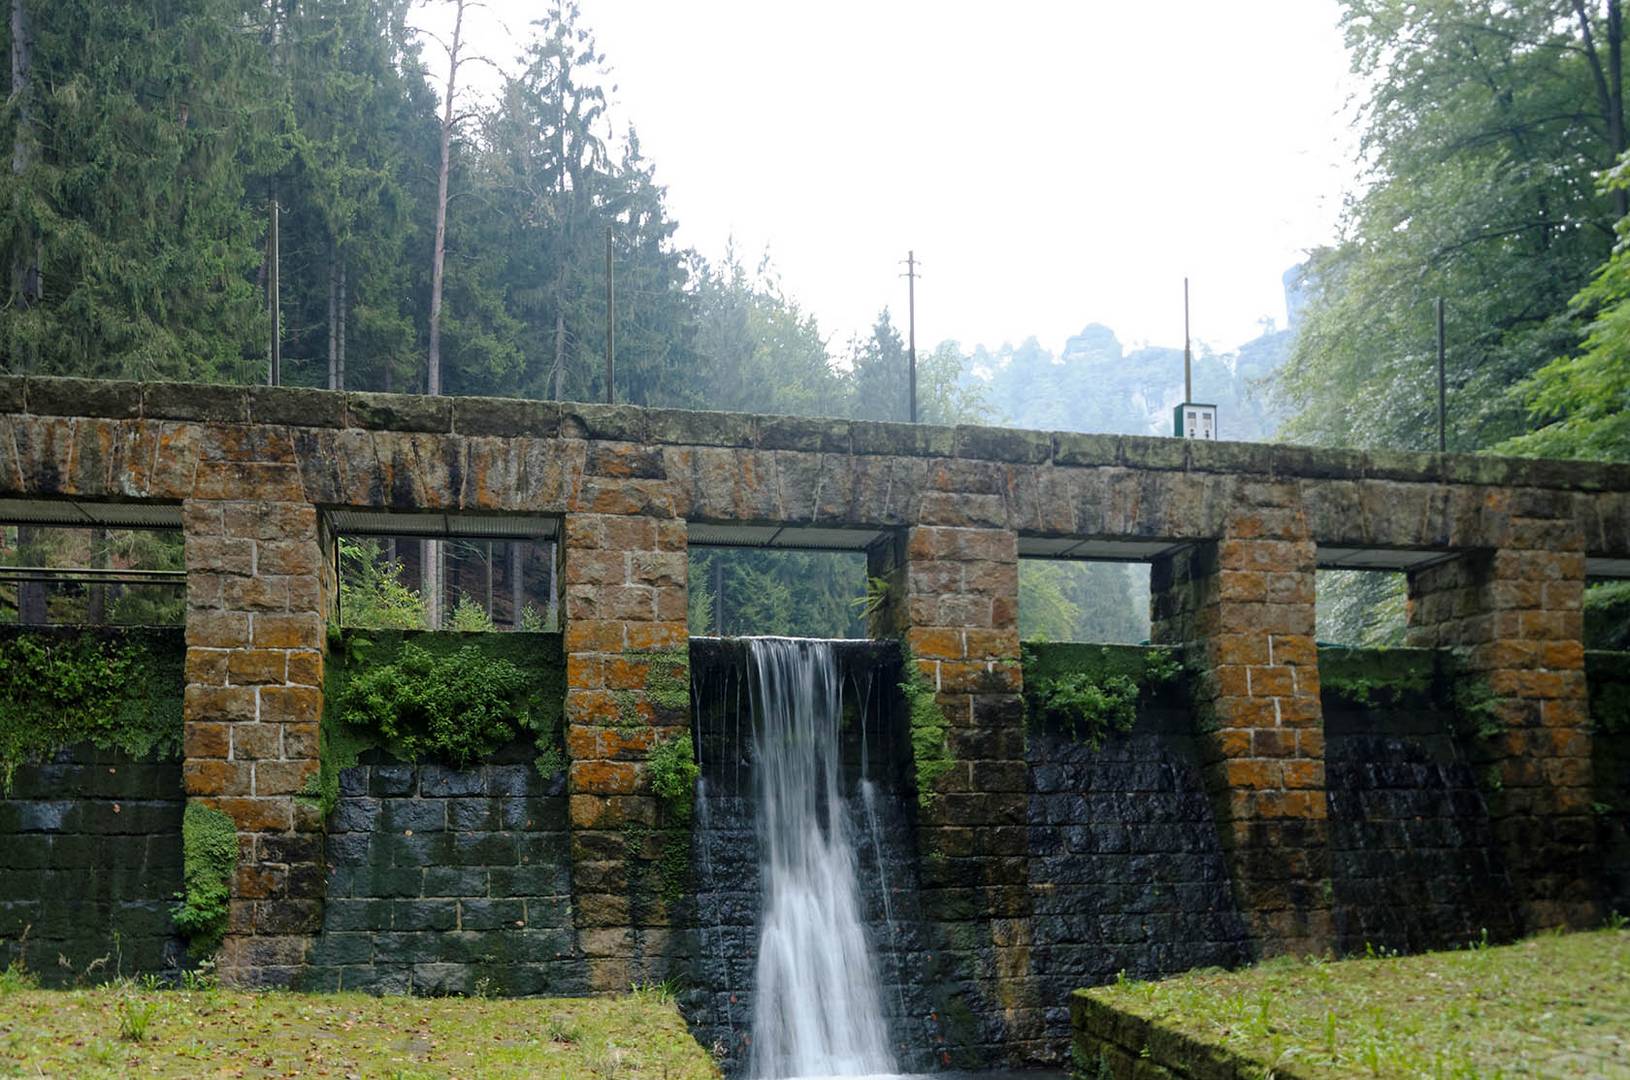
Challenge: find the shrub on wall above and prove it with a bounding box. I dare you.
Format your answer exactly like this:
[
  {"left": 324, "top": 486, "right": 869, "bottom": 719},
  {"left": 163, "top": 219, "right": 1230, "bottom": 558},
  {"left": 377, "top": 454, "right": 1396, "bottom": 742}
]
[
  {"left": 1021, "top": 643, "right": 1182, "bottom": 749},
  {"left": 311, "top": 630, "right": 565, "bottom": 816},
  {"left": 0, "top": 630, "right": 183, "bottom": 792}
]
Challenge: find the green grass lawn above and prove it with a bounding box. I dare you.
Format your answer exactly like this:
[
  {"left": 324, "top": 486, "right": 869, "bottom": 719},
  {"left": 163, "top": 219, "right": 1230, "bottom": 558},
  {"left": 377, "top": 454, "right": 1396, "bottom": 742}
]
[
  {"left": 1076, "top": 926, "right": 1630, "bottom": 1078},
  {"left": 0, "top": 978, "right": 720, "bottom": 1079}
]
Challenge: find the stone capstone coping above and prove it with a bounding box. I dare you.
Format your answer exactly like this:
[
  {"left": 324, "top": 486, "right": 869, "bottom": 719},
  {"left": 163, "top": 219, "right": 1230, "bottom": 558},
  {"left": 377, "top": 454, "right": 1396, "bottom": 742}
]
[{"left": 7, "top": 374, "right": 1629, "bottom": 492}]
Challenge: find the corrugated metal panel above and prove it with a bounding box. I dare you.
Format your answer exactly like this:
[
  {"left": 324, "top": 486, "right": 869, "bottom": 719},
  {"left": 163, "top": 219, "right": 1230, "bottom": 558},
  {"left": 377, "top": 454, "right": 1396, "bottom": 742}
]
[
  {"left": 1587, "top": 556, "right": 1630, "bottom": 579},
  {"left": 328, "top": 510, "right": 558, "bottom": 539},
  {"left": 687, "top": 522, "right": 887, "bottom": 552},
  {"left": 0, "top": 498, "right": 183, "bottom": 529},
  {"left": 1317, "top": 546, "right": 1457, "bottom": 571},
  {"left": 1017, "top": 536, "right": 1188, "bottom": 562}
]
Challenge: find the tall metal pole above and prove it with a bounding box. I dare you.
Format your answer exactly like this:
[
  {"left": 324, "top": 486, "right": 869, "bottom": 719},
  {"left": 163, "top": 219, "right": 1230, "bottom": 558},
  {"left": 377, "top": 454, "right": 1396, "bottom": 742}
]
[
  {"left": 1183, "top": 277, "right": 1192, "bottom": 404},
  {"left": 269, "top": 197, "right": 281, "bottom": 386},
  {"left": 605, "top": 229, "right": 615, "bottom": 404},
  {"left": 906, "top": 249, "right": 917, "bottom": 423},
  {"left": 1436, "top": 297, "right": 1447, "bottom": 453}
]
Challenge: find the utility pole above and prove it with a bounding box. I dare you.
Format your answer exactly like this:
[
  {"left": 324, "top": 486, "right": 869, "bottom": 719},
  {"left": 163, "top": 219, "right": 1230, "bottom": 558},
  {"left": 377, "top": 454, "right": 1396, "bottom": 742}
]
[
  {"left": 269, "top": 197, "right": 281, "bottom": 386},
  {"left": 1436, "top": 297, "right": 1447, "bottom": 453},
  {"left": 901, "top": 251, "right": 919, "bottom": 422},
  {"left": 605, "top": 228, "right": 615, "bottom": 404},
  {"left": 1183, "top": 277, "right": 1192, "bottom": 405}
]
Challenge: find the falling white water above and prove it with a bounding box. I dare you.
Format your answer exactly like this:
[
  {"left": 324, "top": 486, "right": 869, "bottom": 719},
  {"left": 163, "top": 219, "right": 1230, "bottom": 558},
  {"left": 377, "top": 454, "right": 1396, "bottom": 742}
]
[{"left": 748, "top": 637, "right": 897, "bottom": 1080}]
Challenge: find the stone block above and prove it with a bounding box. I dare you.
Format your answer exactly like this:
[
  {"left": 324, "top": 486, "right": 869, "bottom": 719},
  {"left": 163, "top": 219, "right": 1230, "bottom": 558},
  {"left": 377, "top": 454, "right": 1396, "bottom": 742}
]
[
  {"left": 346, "top": 391, "right": 452, "bottom": 433},
  {"left": 452, "top": 396, "right": 561, "bottom": 438},
  {"left": 142, "top": 383, "right": 250, "bottom": 423}
]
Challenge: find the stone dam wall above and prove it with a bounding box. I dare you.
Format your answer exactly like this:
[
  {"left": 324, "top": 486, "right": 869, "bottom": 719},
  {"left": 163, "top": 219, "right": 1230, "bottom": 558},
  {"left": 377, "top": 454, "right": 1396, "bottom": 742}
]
[
  {"left": 2, "top": 376, "right": 1630, "bottom": 1064},
  {"left": 1, "top": 629, "right": 1628, "bottom": 1065}
]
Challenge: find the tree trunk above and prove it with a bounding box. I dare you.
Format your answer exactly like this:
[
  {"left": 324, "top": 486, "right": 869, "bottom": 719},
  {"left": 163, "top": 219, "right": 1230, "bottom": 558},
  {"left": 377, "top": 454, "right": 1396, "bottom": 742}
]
[
  {"left": 546, "top": 541, "right": 558, "bottom": 630},
  {"left": 10, "top": 0, "right": 41, "bottom": 332},
  {"left": 337, "top": 256, "right": 346, "bottom": 390},
  {"left": 426, "top": 0, "right": 465, "bottom": 397},
  {"left": 552, "top": 310, "right": 566, "bottom": 400},
  {"left": 509, "top": 542, "right": 524, "bottom": 629},
  {"left": 87, "top": 527, "right": 107, "bottom": 625},
  {"left": 422, "top": 538, "right": 442, "bottom": 628},
  {"left": 327, "top": 243, "right": 339, "bottom": 389},
  {"left": 1612, "top": 0, "right": 1626, "bottom": 219},
  {"left": 16, "top": 525, "right": 45, "bottom": 625}
]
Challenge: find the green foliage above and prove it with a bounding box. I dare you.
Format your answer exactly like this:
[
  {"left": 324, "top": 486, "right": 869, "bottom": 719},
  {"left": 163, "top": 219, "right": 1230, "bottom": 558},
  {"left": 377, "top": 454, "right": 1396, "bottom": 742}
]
[
  {"left": 330, "top": 643, "right": 528, "bottom": 765},
  {"left": 1273, "top": 2, "right": 1623, "bottom": 454},
  {"left": 1019, "top": 560, "right": 1150, "bottom": 645},
  {"left": 1586, "top": 581, "right": 1630, "bottom": 652},
  {"left": 0, "top": 630, "right": 183, "bottom": 792},
  {"left": 338, "top": 540, "right": 429, "bottom": 631},
  {"left": 688, "top": 548, "right": 866, "bottom": 639},
  {"left": 1315, "top": 570, "right": 1407, "bottom": 648},
  {"left": 850, "top": 575, "right": 891, "bottom": 622},
  {"left": 1022, "top": 644, "right": 1181, "bottom": 749},
  {"left": 639, "top": 649, "right": 691, "bottom": 715},
  {"left": 1082, "top": 927, "right": 1630, "bottom": 1078},
  {"left": 1316, "top": 647, "right": 1438, "bottom": 709},
  {"left": 1452, "top": 675, "right": 1504, "bottom": 741},
  {"left": 901, "top": 649, "right": 955, "bottom": 807},
  {"left": 447, "top": 594, "right": 498, "bottom": 632},
  {"left": 315, "top": 631, "right": 566, "bottom": 816},
  {"left": 1501, "top": 156, "right": 1630, "bottom": 464},
  {"left": 647, "top": 731, "right": 699, "bottom": 823},
  {"left": 1588, "top": 652, "right": 1630, "bottom": 735},
  {"left": 116, "top": 996, "right": 159, "bottom": 1042},
  {"left": 171, "top": 803, "right": 238, "bottom": 959}
]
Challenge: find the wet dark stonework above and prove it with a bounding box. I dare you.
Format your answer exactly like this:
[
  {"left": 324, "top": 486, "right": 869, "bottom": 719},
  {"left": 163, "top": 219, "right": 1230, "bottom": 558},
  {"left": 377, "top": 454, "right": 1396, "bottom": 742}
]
[
  {"left": 1322, "top": 649, "right": 1520, "bottom": 954},
  {"left": 299, "top": 743, "right": 584, "bottom": 996},
  {"left": 687, "top": 638, "right": 977, "bottom": 1074},
  {"left": 1590, "top": 652, "right": 1630, "bottom": 915},
  {"left": 0, "top": 744, "right": 186, "bottom": 983},
  {"left": 1025, "top": 677, "right": 1252, "bottom": 1053}
]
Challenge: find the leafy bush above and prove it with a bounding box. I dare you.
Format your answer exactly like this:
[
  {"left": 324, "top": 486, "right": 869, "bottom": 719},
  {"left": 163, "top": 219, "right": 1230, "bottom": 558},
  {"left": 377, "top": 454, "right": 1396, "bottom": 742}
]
[
  {"left": 647, "top": 731, "right": 699, "bottom": 821},
  {"left": 0, "top": 631, "right": 183, "bottom": 792},
  {"left": 329, "top": 643, "right": 530, "bottom": 766},
  {"left": 447, "top": 594, "right": 497, "bottom": 632},
  {"left": 1022, "top": 645, "right": 1182, "bottom": 749},
  {"left": 337, "top": 539, "right": 427, "bottom": 630},
  {"left": 171, "top": 803, "right": 238, "bottom": 958}
]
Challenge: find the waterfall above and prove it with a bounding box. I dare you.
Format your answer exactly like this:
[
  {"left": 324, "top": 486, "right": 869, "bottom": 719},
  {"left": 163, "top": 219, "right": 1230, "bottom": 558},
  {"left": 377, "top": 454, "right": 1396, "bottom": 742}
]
[{"left": 747, "top": 637, "right": 897, "bottom": 1080}]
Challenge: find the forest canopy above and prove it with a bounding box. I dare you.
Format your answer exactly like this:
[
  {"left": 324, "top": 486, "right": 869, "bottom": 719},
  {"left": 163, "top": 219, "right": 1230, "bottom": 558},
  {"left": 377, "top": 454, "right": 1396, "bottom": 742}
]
[{"left": 1, "top": 1, "right": 1628, "bottom": 643}]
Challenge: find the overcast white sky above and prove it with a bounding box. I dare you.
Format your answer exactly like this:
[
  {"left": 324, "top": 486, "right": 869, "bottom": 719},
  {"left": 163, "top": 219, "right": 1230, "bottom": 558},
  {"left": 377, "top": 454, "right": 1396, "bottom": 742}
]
[{"left": 428, "top": 1, "right": 1359, "bottom": 356}]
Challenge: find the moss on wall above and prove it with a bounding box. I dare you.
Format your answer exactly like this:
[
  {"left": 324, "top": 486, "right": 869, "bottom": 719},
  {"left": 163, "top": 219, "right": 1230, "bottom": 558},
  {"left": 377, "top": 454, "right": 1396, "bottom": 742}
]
[
  {"left": 1317, "top": 647, "right": 1443, "bottom": 711},
  {"left": 0, "top": 627, "right": 184, "bottom": 792},
  {"left": 171, "top": 802, "right": 238, "bottom": 958}
]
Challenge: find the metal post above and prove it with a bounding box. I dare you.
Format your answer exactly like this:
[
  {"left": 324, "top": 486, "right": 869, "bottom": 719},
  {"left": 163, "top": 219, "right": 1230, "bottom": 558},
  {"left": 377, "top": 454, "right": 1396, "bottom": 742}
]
[
  {"left": 712, "top": 556, "right": 724, "bottom": 635},
  {"left": 1436, "top": 297, "right": 1447, "bottom": 453},
  {"left": 1183, "top": 277, "right": 1192, "bottom": 404},
  {"left": 907, "top": 250, "right": 917, "bottom": 423},
  {"left": 605, "top": 228, "right": 615, "bottom": 405},
  {"left": 269, "top": 197, "right": 281, "bottom": 386}
]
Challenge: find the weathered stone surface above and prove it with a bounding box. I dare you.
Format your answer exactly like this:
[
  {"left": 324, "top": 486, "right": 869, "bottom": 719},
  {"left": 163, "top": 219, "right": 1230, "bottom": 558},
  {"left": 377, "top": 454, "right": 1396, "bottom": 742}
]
[
  {"left": 142, "top": 382, "right": 250, "bottom": 423},
  {"left": 249, "top": 386, "right": 347, "bottom": 428},
  {"left": 346, "top": 391, "right": 452, "bottom": 433}
]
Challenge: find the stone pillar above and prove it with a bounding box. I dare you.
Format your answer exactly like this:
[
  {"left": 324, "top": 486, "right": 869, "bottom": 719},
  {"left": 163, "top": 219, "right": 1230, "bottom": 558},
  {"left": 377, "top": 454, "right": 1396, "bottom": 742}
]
[
  {"left": 870, "top": 523, "right": 1035, "bottom": 1052},
  {"left": 561, "top": 441, "right": 689, "bottom": 992},
  {"left": 1150, "top": 481, "right": 1330, "bottom": 957},
  {"left": 182, "top": 494, "right": 332, "bottom": 986},
  {"left": 1406, "top": 497, "right": 1597, "bottom": 930}
]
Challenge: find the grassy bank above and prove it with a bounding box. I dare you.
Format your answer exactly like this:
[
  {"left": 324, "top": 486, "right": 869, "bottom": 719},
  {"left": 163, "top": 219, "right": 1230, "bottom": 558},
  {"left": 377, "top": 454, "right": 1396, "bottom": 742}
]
[
  {"left": 1074, "top": 927, "right": 1630, "bottom": 1078},
  {"left": 0, "top": 979, "right": 719, "bottom": 1079}
]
